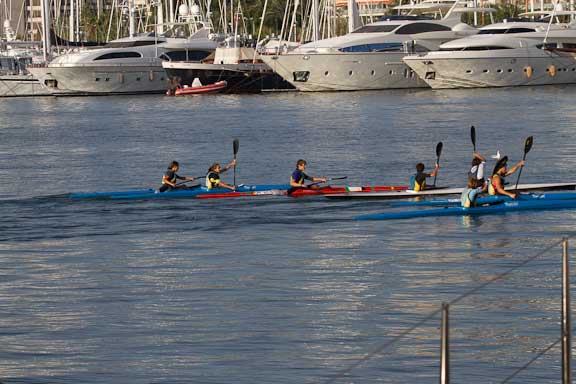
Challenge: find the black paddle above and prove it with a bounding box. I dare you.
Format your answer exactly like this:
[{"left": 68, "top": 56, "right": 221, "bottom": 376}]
[
  {"left": 432, "top": 141, "right": 443, "bottom": 187},
  {"left": 176, "top": 176, "right": 206, "bottom": 187},
  {"left": 514, "top": 136, "right": 534, "bottom": 193},
  {"left": 471, "top": 125, "right": 476, "bottom": 152},
  {"left": 233, "top": 139, "right": 239, "bottom": 186}
]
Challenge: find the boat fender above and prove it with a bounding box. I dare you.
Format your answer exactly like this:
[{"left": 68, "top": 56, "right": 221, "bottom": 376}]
[
  {"left": 548, "top": 64, "right": 556, "bottom": 77},
  {"left": 523, "top": 66, "right": 533, "bottom": 78}
]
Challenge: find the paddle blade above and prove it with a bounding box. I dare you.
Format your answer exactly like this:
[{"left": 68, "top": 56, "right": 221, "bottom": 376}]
[
  {"left": 233, "top": 139, "right": 239, "bottom": 157},
  {"left": 492, "top": 156, "right": 508, "bottom": 176},
  {"left": 524, "top": 136, "right": 533, "bottom": 156},
  {"left": 436, "top": 142, "right": 443, "bottom": 158},
  {"left": 471, "top": 125, "right": 476, "bottom": 151}
]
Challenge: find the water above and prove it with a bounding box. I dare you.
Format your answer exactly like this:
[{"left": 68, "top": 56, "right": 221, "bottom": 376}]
[{"left": 1, "top": 87, "right": 576, "bottom": 383}]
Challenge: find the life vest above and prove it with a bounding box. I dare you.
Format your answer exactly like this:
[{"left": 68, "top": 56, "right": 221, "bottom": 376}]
[
  {"left": 488, "top": 174, "right": 505, "bottom": 196},
  {"left": 162, "top": 169, "right": 177, "bottom": 185},
  {"left": 206, "top": 171, "right": 220, "bottom": 189},
  {"left": 291, "top": 169, "right": 306, "bottom": 184},
  {"left": 410, "top": 172, "right": 426, "bottom": 192}
]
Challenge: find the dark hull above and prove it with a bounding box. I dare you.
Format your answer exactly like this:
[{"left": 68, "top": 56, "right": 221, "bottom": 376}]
[{"left": 165, "top": 67, "right": 294, "bottom": 93}]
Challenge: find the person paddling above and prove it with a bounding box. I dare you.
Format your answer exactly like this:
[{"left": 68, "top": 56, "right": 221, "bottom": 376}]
[
  {"left": 288, "top": 159, "right": 327, "bottom": 194},
  {"left": 461, "top": 176, "right": 487, "bottom": 208},
  {"left": 159, "top": 161, "right": 197, "bottom": 192},
  {"left": 488, "top": 156, "right": 525, "bottom": 198},
  {"left": 206, "top": 160, "right": 237, "bottom": 190},
  {"left": 469, "top": 153, "right": 487, "bottom": 187},
  {"left": 410, "top": 162, "right": 439, "bottom": 191}
]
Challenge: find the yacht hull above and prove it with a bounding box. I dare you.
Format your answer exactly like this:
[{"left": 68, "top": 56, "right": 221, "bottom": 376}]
[
  {"left": 0, "top": 74, "right": 55, "bottom": 97},
  {"left": 29, "top": 64, "right": 170, "bottom": 95},
  {"left": 260, "top": 52, "right": 429, "bottom": 91},
  {"left": 404, "top": 48, "right": 576, "bottom": 88}
]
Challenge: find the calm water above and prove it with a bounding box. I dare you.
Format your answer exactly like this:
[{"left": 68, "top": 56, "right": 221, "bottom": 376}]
[{"left": 1, "top": 87, "right": 576, "bottom": 383}]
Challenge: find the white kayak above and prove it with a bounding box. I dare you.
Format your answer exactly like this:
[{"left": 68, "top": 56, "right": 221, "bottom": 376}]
[{"left": 325, "top": 182, "right": 576, "bottom": 200}]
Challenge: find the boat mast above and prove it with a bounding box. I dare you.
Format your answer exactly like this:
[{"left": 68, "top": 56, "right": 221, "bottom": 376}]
[
  {"left": 40, "top": 0, "right": 51, "bottom": 61},
  {"left": 69, "top": 0, "right": 74, "bottom": 41},
  {"left": 347, "top": 0, "right": 359, "bottom": 33},
  {"left": 312, "top": 0, "right": 319, "bottom": 41},
  {"left": 129, "top": 0, "right": 135, "bottom": 37}
]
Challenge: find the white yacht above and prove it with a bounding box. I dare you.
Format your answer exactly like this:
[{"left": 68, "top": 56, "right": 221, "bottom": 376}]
[
  {"left": 403, "top": 19, "right": 576, "bottom": 88},
  {"left": 259, "top": 2, "right": 488, "bottom": 91},
  {"left": 29, "top": 29, "right": 218, "bottom": 95}
]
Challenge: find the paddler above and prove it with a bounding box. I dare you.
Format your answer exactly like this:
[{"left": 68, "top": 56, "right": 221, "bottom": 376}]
[
  {"left": 206, "top": 160, "right": 237, "bottom": 190},
  {"left": 469, "top": 153, "right": 487, "bottom": 187},
  {"left": 288, "top": 159, "right": 327, "bottom": 194},
  {"left": 488, "top": 156, "right": 525, "bottom": 198},
  {"left": 410, "top": 162, "right": 439, "bottom": 191},
  {"left": 461, "top": 176, "right": 487, "bottom": 208},
  {"left": 159, "top": 161, "right": 197, "bottom": 192}
]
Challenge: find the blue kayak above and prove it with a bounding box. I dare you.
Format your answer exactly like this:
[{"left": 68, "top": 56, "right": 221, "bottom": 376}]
[
  {"left": 70, "top": 184, "right": 291, "bottom": 199},
  {"left": 356, "top": 199, "right": 576, "bottom": 221},
  {"left": 388, "top": 192, "right": 576, "bottom": 207}
]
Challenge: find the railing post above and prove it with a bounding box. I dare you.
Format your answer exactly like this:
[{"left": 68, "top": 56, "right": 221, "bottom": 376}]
[
  {"left": 562, "top": 238, "right": 572, "bottom": 384},
  {"left": 440, "top": 302, "right": 450, "bottom": 384}
]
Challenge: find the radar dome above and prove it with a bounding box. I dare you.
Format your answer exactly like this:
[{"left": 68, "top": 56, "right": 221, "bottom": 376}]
[
  {"left": 190, "top": 4, "right": 201, "bottom": 15},
  {"left": 3, "top": 20, "right": 11, "bottom": 29},
  {"left": 178, "top": 4, "right": 190, "bottom": 16}
]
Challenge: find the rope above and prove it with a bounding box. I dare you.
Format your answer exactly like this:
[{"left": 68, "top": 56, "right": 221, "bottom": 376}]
[{"left": 500, "top": 338, "right": 561, "bottom": 384}]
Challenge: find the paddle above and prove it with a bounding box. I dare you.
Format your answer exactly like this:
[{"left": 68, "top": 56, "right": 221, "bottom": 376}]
[
  {"left": 176, "top": 175, "right": 206, "bottom": 186},
  {"left": 471, "top": 125, "right": 476, "bottom": 152},
  {"left": 233, "top": 139, "right": 239, "bottom": 186},
  {"left": 514, "top": 136, "right": 534, "bottom": 193},
  {"left": 432, "top": 141, "right": 443, "bottom": 187},
  {"left": 308, "top": 176, "right": 348, "bottom": 187}
]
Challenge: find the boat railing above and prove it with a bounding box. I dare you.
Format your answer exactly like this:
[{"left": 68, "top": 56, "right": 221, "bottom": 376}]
[{"left": 321, "top": 236, "right": 574, "bottom": 384}]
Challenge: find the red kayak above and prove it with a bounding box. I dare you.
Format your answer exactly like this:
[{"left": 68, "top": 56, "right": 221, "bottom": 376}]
[
  {"left": 195, "top": 185, "right": 407, "bottom": 199},
  {"left": 289, "top": 185, "right": 407, "bottom": 197},
  {"left": 171, "top": 81, "right": 227, "bottom": 96}
]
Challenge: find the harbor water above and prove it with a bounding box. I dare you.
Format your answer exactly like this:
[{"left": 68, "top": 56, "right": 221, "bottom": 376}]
[{"left": 1, "top": 86, "right": 576, "bottom": 383}]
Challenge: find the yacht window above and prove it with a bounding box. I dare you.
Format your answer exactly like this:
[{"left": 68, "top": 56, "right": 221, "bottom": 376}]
[
  {"left": 94, "top": 52, "right": 142, "bottom": 60},
  {"left": 160, "top": 50, "right": 213, "bottom": 62},
  {"left": 478, "top": 27, "right": 536, "bottom": 35},
  {"left": 536, "top": 43, "right": 558, "bottom": 49},
  {"left": 104, "top": 40, "right": 163, "bottom": 48},
  {"left": 395, "top": 23, "right": 451, "bottom": 35},
  {"left": 352, "top": 25, "right": 399, "bottom": 33},
  {"left": 460, "top": 46, "right": 511, "bottom": 51},
  {"left": 339, "top": 42, "right": 403, "bottom": 52}
]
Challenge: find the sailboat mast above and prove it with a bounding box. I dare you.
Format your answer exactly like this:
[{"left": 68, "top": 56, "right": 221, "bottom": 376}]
[{"left": 40, "top": 0, "right": 51, "bottom": 61}]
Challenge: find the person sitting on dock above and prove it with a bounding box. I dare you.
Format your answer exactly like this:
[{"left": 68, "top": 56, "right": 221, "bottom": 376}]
[
  {"left": 410, "top": 162, "right": 439, "bottom": 191},
  {"left": 469, "top": 153, "right": 487, "bottom": 187},
  {"left": 159, "top": 161, "right": 196, "bottom": 192},
  {"left": 288, "top": 159, "right": 327, "bottom": 194},
  {"left": 206, "top": 160, "right": 237, "bottom": 191},
  {"left": 461, "top": 176, "right": 488, "bottom": 208},
  {"left": 488, "top": 156, "right": 525, "bottom": 198}
]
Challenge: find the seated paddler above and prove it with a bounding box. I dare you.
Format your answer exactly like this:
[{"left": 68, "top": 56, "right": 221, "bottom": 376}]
[
  {"left": 488, "top": 156, "right": 525, "bottom": 199},
  {"left": 206, "top": 160, "right": 237, "bottom": 191},
  {"left": 288, "top": 159, "right": 327, "bottom": 194},
  {"left": 461, "top": 176, "right": 487, "bottom": 208},
  {"left": 159, "top": 161, "right": 196, "bottom": 192},
  {"left": 410, "top": 162, "right": 439, "bottom": 191}
]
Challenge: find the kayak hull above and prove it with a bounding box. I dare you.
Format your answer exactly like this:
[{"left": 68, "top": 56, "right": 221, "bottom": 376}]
[
  {"left": 71, "top": 184, "right": 408, "bottom": 200},
  {"left": 328, "top": 183, "right": 576, "bottom": 200},
  {"left": 389, "top": 191, "right": 576, "bottom": 207},
  {"left": 357, "top": 198, "right": 576, "bottom": 221}
]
